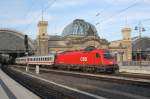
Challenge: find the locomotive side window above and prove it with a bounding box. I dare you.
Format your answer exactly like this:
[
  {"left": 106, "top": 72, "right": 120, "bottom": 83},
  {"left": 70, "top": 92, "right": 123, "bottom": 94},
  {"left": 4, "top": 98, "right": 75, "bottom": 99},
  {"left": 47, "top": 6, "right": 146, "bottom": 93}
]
[{"left": 96, "top": 53, "right": 100, "bottom": 58}]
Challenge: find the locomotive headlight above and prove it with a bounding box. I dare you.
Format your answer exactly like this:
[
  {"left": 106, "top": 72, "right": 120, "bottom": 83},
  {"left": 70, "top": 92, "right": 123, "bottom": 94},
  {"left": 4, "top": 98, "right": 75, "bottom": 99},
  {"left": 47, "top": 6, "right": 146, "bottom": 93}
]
[{"left": 109, "top": 62, "right": 113, "bottom": 64}]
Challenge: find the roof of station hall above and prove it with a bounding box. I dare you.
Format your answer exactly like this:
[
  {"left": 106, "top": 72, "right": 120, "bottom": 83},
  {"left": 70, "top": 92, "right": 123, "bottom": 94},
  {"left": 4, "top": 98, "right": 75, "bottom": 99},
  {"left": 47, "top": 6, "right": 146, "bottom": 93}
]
[
  {"left": 132, "top": 36, "right": 150, "bottom": 51},
  {"left": 0, "top": 29, "right": 34, "bottom": 51},
  {"left": 62, "top": 19, "right": 98, "bottom": 37}
]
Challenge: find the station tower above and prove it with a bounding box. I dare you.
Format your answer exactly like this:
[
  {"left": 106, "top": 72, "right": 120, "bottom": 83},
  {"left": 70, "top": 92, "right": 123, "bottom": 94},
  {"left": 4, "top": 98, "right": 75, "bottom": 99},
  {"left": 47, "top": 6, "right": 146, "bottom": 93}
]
[
  {"left": 36, "top": 19, "right": 49, "bottom": 55},
  {"left": 121, "top": 27, "right": 132, "bottom": 61}
]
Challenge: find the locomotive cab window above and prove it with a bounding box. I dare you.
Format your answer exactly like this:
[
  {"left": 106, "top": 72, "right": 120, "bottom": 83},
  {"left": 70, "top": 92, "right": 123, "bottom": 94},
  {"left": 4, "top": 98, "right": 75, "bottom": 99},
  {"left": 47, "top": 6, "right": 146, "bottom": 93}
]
[
  {"left": 96, "top": 53, "right": 100, "bottom": 58},
  {"left": 103, "top": 51, "right": 113, "bottom": 59}
]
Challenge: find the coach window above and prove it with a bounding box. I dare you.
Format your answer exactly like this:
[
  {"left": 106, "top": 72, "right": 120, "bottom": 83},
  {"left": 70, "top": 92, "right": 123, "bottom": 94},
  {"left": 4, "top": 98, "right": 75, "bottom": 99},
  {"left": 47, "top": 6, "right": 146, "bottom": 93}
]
[
  {"left": 96, "top": 53, "right": 100, "bottom": 58},
  {"left": 49, "top": 57, "right": 52, "bottom": 60}
]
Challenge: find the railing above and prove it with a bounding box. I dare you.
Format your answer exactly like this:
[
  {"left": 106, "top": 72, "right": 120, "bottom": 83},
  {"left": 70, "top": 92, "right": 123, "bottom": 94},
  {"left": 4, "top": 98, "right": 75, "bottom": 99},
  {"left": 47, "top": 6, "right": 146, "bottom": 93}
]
[{"left": 121, "top": 61, "right": 150, "bottom": 66}]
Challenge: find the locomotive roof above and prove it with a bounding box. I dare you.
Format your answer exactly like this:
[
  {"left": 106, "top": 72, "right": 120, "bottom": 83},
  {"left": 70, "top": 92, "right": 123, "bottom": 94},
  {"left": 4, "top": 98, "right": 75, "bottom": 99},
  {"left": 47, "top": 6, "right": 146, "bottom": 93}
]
[{"left": 59, "top": 48, "right": 109, "bottom": 55}]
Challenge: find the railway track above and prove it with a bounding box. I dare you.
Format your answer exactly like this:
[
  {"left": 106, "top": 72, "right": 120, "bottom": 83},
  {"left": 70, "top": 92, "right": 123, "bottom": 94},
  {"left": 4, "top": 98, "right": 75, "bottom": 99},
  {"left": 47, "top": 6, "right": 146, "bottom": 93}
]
[
  {"left": 2, "top": 65, "right": 150, "bottom": 99},
  {"left": 2, "top": 66, "right": 75, "bottom": 99},
  {"left": 11, "top": 65, "right": 150, "bottom": 88},
  {"left": 11, "top": 65, "right": 150, "bottom": 99}
]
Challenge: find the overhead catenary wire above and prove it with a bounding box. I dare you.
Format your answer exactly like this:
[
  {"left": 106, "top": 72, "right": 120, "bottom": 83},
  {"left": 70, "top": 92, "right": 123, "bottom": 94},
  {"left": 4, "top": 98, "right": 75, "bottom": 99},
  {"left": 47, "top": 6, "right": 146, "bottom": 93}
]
[
  {"left": 24, "top": 0, "right": 37, "bottom": 21},
  {"left": 100, "top": 1, "right": 139, "bottom": 24},
  {"left": 24, "top": 0, "right": 57, "bottom": 33}
]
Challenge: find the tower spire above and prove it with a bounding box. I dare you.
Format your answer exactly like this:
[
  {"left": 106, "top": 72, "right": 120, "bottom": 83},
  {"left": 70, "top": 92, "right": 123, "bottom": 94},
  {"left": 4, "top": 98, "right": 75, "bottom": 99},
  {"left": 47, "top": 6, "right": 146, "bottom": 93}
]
[
  {"left": 42, "top": 7, "right": 44, "bottom": 21},
  {"left": 42, "top": 8, "right": 44, "bottom": 21}
]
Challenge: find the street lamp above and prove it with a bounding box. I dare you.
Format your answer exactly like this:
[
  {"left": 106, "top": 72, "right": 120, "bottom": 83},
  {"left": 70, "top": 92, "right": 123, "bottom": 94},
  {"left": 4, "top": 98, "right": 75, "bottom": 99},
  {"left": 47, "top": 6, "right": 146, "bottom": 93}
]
[{"left": 134, "top": 22, "right": 146, "bottom": 65}]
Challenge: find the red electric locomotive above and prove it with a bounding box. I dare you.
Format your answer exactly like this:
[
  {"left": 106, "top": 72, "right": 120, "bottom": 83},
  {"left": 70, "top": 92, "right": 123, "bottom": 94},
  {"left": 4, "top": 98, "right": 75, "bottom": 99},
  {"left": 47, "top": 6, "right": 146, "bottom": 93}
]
[{"left": 55, "top": 47, "right": 119, "bottom": 73}]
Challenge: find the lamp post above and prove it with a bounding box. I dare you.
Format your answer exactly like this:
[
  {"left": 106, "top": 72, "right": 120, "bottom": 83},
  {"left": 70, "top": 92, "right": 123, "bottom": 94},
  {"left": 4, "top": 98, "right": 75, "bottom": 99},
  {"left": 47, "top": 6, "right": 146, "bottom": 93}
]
[{"left": 134, "top": 22, "right": 146, "bottom": 66}]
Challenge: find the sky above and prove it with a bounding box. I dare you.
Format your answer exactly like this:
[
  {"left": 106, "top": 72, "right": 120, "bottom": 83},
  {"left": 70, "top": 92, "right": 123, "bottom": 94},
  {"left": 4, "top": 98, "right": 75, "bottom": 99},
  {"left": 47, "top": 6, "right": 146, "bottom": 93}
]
[{"left": 0, "top": 0, "right": 150, "bottom": 41}]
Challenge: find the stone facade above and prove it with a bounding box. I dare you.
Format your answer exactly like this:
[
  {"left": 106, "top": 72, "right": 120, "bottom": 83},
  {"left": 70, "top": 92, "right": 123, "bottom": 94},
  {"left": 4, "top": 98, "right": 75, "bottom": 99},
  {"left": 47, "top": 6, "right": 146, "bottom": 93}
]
[
  {"left": 36, "top": 20, "right": 49, "bottom": 55},
  {"left": 48, "top": 35, "right": 109, "bottom": 53},
  {"left": 109, "top": 27, "right": 132, "bottom": 62}
]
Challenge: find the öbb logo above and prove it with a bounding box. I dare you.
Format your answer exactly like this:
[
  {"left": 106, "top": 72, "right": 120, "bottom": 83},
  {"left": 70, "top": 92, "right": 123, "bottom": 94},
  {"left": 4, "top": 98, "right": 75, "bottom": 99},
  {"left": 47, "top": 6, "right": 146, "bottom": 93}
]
[{"left": 80, "top": 57, "right": 87, "bottom": 62}]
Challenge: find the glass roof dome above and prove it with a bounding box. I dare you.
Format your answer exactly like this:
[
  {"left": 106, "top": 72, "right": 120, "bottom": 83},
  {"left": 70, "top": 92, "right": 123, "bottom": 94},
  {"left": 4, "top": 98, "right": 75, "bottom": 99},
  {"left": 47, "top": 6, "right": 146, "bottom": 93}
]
[{"left": 62, "top": 19, "right": 98, "bottom": 37}]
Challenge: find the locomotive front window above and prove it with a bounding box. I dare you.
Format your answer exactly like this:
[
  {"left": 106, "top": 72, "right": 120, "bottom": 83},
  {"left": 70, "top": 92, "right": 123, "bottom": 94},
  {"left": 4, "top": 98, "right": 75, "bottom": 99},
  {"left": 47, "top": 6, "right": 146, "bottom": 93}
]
[{"left": 103, "top": 51, "right": 113, "bottom": 59}]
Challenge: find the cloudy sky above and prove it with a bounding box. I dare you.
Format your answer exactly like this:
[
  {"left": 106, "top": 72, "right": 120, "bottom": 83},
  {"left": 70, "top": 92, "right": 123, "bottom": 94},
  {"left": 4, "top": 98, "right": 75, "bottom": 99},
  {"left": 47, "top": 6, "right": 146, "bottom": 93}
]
[{"left": 0, "top": 0, "right": 150, "bottom": 41}]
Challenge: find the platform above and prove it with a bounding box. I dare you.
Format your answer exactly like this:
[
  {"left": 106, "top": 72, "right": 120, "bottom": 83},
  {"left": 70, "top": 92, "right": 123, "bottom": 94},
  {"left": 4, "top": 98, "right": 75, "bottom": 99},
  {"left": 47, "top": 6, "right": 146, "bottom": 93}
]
[
  {"left": 0, "top": 83, "right": 9, "bottom": 99},
  {"left": 0, "top": 68, "right": 40, "bottom": 99},
  {"left": 119, "top": 65, "right": 150, "bottom": 74}
]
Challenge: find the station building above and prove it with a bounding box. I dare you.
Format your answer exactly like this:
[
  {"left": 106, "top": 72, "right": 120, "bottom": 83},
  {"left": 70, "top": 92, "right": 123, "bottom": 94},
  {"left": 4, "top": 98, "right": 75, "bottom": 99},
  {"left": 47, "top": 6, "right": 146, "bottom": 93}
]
[
  {"left": 0, "top": 29, "right": 35, "bottom": 61},
  {"left": 0, "top": 19, "right": 149, "bottom": 63}
]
